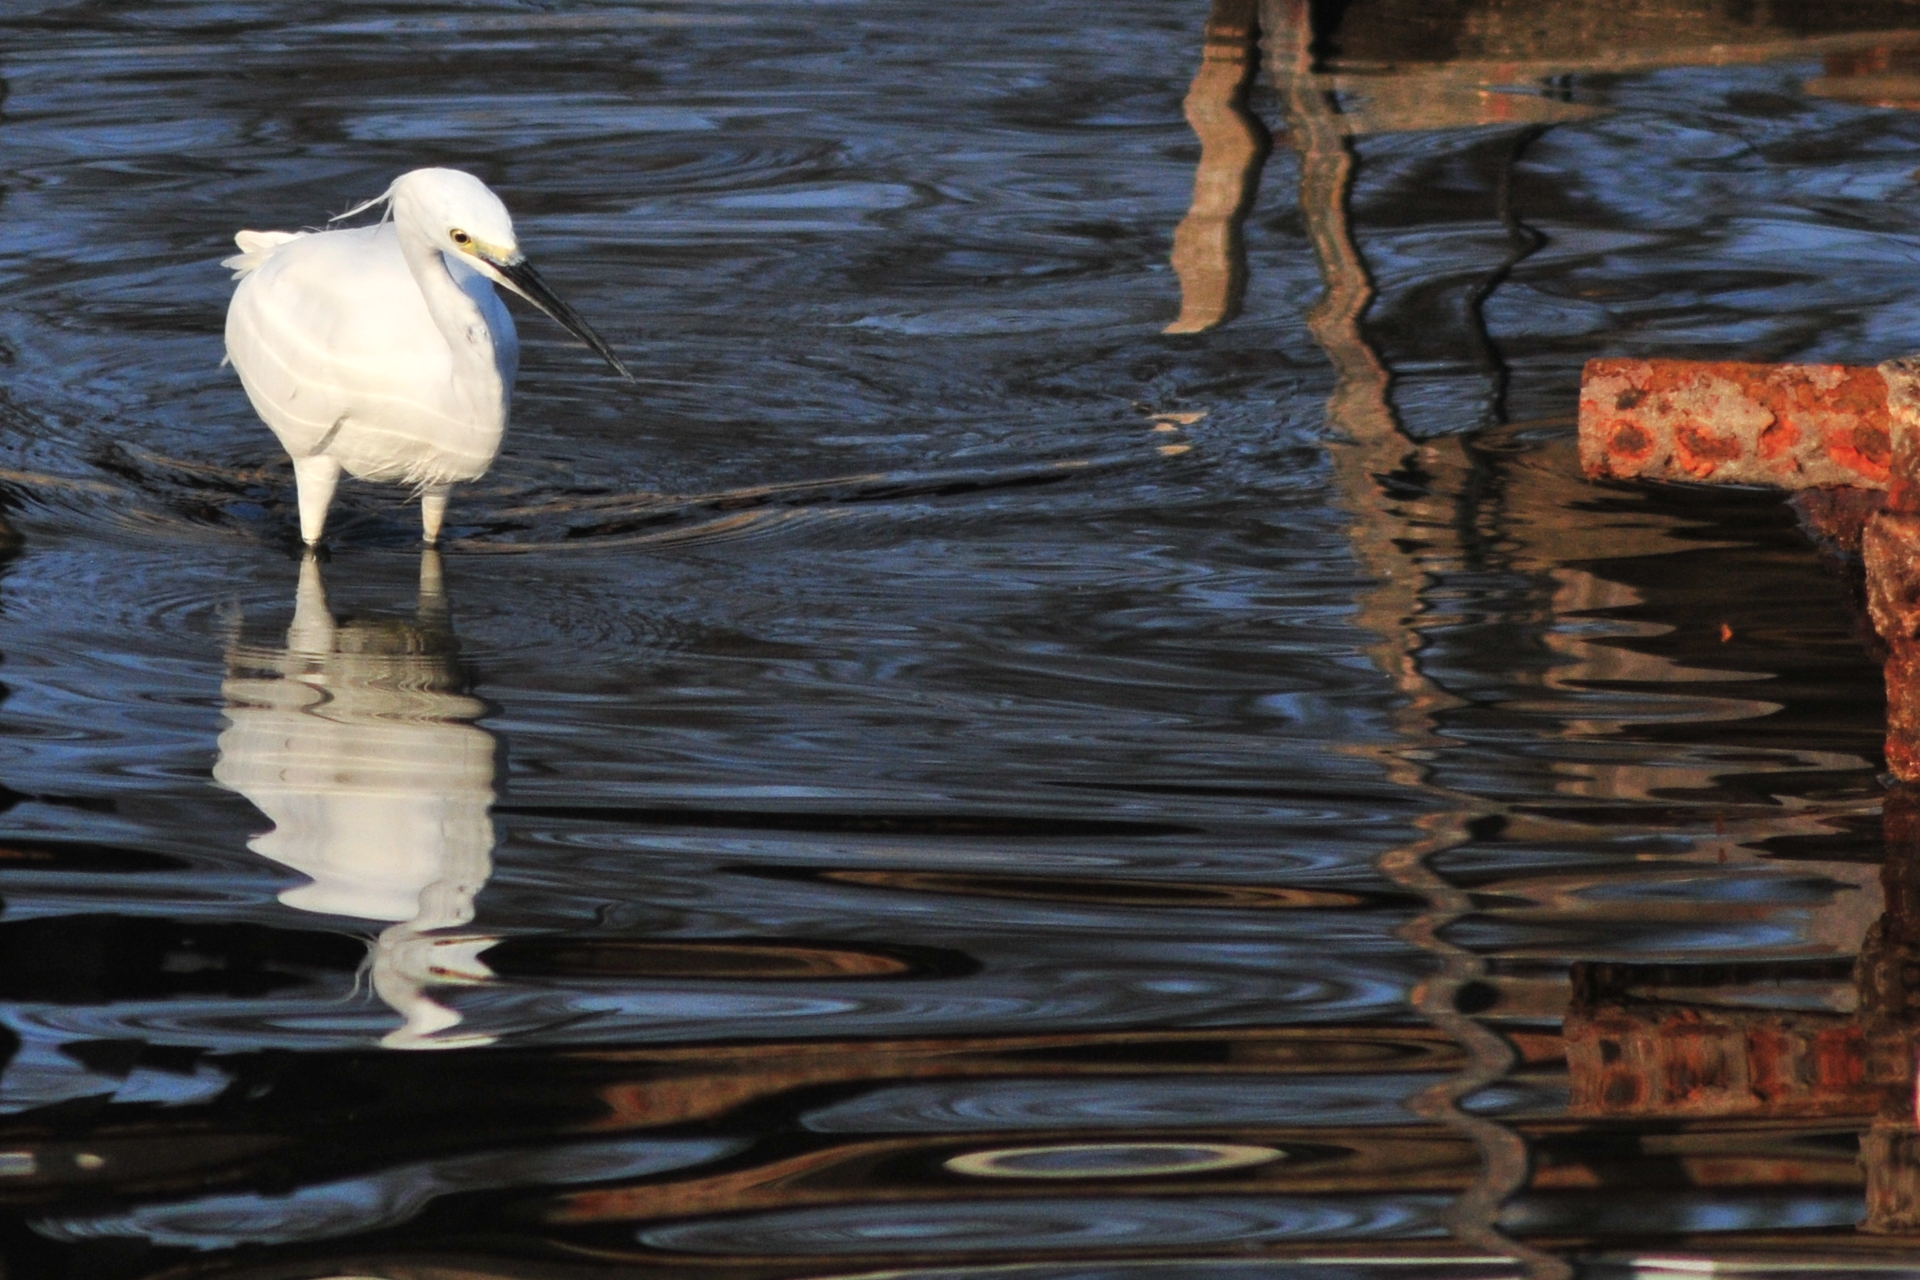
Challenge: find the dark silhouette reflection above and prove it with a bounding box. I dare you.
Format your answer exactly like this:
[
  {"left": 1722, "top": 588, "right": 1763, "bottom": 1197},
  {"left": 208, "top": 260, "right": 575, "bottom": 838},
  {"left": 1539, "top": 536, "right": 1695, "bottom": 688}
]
[
  {"left": 214, "top": 553, "right": 498, "bottom": 1050},
  {"left": 1562, "top": 783, "right": 1920, "bottom": 1235},
  {"left": 1860, "top": 789, "right": 1920, "bottom": 1232}
]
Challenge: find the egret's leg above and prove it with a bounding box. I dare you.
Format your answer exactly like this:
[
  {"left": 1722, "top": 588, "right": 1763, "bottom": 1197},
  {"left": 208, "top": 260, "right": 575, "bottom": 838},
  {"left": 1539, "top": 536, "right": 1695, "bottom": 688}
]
[
  {"left": 291, "top": 454, "right": 343, "bottom": 545},
  {"left": 420, "top": 485, "right": 452, "bottom": 545}
]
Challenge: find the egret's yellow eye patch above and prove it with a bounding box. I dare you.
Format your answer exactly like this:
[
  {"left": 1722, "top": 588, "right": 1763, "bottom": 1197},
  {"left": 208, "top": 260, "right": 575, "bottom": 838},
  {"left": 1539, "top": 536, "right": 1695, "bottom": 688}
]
[{"left": 456, "top": 233, "right": 517, "bottom": 266}]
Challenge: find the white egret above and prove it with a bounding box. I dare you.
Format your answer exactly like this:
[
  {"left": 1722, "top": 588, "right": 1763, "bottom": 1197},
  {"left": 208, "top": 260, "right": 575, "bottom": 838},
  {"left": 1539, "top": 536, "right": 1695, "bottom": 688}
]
[{"left": 223, "top": 168, "right": 631, "bottom": 546}]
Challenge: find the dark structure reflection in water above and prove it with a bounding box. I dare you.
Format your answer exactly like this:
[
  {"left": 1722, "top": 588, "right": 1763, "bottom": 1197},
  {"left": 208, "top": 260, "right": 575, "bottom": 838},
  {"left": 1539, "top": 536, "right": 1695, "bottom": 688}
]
[{"left": 0, "top": 0, "right": 1918, "bottom": 1276}]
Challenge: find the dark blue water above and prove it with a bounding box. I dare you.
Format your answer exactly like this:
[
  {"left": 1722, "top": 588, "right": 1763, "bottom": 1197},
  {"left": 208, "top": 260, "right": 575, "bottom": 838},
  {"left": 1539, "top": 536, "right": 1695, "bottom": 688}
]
[{"left": 0, "top": 1, "right": 1915, "bottom": 1276}]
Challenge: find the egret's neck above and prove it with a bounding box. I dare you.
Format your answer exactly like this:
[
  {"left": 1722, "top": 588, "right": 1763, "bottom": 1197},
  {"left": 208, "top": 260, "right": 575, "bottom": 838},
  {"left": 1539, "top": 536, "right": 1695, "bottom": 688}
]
[{"left": 397, "top": 225, "right": 506, "bottom": 427}]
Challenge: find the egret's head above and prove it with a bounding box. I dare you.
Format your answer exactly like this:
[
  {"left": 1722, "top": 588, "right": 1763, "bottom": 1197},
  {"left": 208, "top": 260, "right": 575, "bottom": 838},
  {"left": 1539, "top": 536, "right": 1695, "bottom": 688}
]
[
  {"left": 336, "top": 168, "right": 632, "bottom": 381},
  {"left": 391, "top": 168, "right": 521, "bottom": 264}
]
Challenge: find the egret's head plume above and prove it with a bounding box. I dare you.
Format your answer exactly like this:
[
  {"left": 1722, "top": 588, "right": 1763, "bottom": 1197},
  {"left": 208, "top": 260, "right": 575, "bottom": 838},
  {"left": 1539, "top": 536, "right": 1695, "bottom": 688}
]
[{"left": 330, "top": 178, "right": 399, "bottom": 225}]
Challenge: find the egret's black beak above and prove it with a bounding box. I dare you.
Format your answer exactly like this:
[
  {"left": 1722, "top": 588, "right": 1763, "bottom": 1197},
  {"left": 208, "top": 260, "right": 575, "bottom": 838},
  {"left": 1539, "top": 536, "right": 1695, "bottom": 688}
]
[{"left": 489, "top": 253, "right": 633, "bottom": 381}]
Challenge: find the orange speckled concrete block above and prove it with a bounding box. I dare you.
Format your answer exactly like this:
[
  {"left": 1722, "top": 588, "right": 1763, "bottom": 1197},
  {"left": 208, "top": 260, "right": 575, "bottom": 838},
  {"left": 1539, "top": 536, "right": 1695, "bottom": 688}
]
[
  {"left": 1579, "top": 358, "right": 1893, "bottom": 489},
  {"left": 1867, "top": 358, "right": 1920, "bottom": 782}
]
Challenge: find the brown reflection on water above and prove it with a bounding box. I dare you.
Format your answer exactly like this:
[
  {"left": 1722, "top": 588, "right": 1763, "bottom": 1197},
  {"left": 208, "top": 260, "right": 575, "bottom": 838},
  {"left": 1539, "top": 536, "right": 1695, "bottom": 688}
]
[
  {"left": 0, "top": 1025, "right": 1540, "bottom": 1271},
  {"left": 1164, "top": 0, "right": 1270, "bottom": 335},
  {"left": 1266, "top": 1, "right": 1559, "bottom": 1269},
  {"left": 1810, "top": 41, "right": 1920, "bottom": 109},
  {"left": 1240, "top": 0, "right": 1576, "bottom": 1268}
]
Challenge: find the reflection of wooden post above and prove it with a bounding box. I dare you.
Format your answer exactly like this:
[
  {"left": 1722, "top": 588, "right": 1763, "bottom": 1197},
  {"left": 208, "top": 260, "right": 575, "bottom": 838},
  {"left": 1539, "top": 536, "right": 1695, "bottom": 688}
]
[
  {"left": 1264, "top": 4, "right": 1562, "bottom": 1277},
  {"left": 1271, "top": 5, "right": 1400, "bottom": 446},
  {"left": 1165, "top": 0, "right": 1271, "bottom": 334}
]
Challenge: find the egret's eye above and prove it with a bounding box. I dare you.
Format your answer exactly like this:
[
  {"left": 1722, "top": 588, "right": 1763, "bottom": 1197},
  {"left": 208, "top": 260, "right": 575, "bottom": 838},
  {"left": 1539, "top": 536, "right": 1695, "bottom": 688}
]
[{"left": 449, "top": 228, "right": 472, "bottom": 247}]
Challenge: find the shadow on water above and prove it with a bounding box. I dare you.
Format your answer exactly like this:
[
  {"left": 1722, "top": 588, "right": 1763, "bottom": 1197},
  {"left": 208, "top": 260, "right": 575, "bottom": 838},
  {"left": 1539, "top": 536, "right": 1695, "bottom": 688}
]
[{"left": 2, "top": 0, "right": 1920, "bottom": 1276}]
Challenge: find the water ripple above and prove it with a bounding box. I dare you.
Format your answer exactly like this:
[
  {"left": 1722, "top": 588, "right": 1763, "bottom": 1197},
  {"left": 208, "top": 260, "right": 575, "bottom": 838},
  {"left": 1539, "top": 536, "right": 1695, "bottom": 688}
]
[{"left": 638, "top": 1195, "right": 1448, "bottom": 1254}]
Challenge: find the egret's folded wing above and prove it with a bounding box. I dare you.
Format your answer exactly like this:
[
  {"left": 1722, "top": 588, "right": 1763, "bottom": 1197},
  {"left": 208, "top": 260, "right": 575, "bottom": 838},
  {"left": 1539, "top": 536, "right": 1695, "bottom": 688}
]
[{"left": 224, "top": 225, "right": 468, "bottom": 465}]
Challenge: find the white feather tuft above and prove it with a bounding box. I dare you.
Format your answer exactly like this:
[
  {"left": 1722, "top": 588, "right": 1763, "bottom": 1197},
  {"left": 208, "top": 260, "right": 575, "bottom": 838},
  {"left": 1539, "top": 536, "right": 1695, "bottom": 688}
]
[
  {"left": 222, "top": 229, "right": 304, "bottom": 278},
  {"left": 329, "top": 180, "right": 399, "bottom": 226}
]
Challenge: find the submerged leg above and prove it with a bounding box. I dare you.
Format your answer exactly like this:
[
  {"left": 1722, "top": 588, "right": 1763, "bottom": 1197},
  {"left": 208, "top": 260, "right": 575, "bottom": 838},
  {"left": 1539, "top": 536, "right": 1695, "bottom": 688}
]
[
  {"left": 420, "top": 485, "right": 452, "bottom": 545},
  {"left": 291, "top": 454, "right": 343, "bottom": 545}
]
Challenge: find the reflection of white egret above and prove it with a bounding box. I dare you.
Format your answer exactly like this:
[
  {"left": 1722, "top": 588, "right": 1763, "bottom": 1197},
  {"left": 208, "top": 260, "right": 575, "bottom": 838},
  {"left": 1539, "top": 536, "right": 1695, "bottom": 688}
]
[
  {"left": 223, "top": 168, "right": 631, "bottom": 546},
  {"left": 214, "top": 552, "right": 498, "bottom": 1049}
]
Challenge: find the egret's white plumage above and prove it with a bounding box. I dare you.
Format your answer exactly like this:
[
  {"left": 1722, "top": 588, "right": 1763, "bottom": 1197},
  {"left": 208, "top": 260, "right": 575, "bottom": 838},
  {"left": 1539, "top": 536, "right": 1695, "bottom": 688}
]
[{"left": 223, "top": 168, "right": 628, "bottom": 545}]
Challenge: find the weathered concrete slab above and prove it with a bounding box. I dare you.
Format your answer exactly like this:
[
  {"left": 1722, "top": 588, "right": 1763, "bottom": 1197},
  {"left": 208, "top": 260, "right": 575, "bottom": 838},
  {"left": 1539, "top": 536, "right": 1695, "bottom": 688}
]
[{"left": 1579, "top": 358, "right": 1893, "bottom": 489}]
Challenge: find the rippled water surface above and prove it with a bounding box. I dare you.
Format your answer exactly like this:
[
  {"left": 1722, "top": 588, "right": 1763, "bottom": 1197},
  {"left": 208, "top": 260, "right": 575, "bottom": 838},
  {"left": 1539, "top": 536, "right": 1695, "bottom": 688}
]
[{"left": 3, "top": 0, "right": 1920, "bottom": 1276}]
